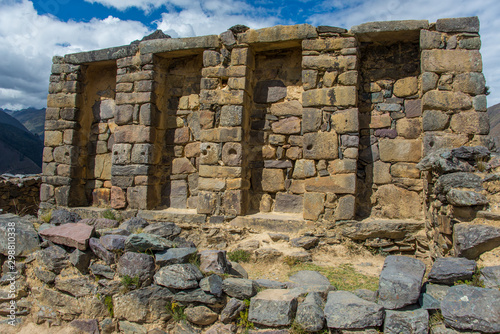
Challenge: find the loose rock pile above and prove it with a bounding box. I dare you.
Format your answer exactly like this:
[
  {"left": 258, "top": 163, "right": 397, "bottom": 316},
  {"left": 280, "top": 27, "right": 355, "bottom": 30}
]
[{"left": 0, "top": 211, "right": 499, "bottom": 333}]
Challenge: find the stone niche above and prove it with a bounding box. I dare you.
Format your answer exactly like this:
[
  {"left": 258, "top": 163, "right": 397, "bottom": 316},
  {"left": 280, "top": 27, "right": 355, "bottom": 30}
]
[
  {"left": 155, "top": 54, "right": 203, "bottom": 210},
  {"left": 82, "top": 62, "right": 117, "bottom": 207}
]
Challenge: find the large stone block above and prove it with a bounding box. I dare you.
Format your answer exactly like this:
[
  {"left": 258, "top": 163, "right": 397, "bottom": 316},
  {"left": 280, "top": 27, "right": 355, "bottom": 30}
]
[
  {"left": 292, "top": 159, "right": 316, "bottom": 179},
  {"left": 302, "top": 108, "right": 322, "bottom": 133},
  {"left": 422, "top": 110, "right": 449, "bottom": 131},
  {"left": 115, "top": 125, "right": 155, "bottom": 144},
  {"left": 453, "top": 72, "right": 486, "bottom": 95},
  {"left": 436, "top": 16, "right": 480, "bottom": 33},
  {"left": 238, "top": 24, "right": 317, "bottom": 44},
  {"left": 422, "top": 90, "right": 472, "bottom": 110},
  {"left": 222, "top": 142, "right": 242, "bottom": 166},
  {"left": 393, "top": 77, "right": 418, "bottom": 97},
  {"left": 379, "top": 139, "right": 422, "bottom": 163},
  {"left": 199, "top": 165, "right": 242, "bottom": 178},
  {"left": 271, "top": 117, "right": 301, "bottom": 134},
  {"left": 197, "top": 191, "right": 217, "bottom": 214},
  {"left": 421, "top": 50, "right": 482, "bottom": 73},
  {"left": 219, "top": 105, "right": 243, "bottom": 127},
  {"left": 127, "top": 186, "right": 151, "bottom": 210},
  {"left": 302, "top": 55, "right": 357, "bottom": 71},
  {"left": 396, "top": 118, "right": 422, "bottom": 139},
  {"left": 223, "top": 190, "right": 246, "bottom": 215},
  {"left": 253, "top": 80, "right": 287, "bottom": 103},
  {"left": 248, "top": 289, "right": 298, "bottom": 327},
  {"left": 324, "top": 291, "right": 384, "bottom": 329},
  {"left": 302, "top": 87, "right": 357, "bottom": 107},
  {"left": 305, "top": 174, "right": 356, "bottom": 194},
  {"left": 375, "top": 184, "right": 423, "bottom": 219},
  {"left": 334, "top": 195, "right": 355, "bottom": 220},
  {"left": 200, "top": 127, "right": 242, "bottom": 142},
  {"left": 270, "top": 100, "right": 302, "bottom": 117},
  {"left": 330, "top": 108, "right": 359, "bottom": 134},
  {"left": 274, "top": 193, "right": 303, "bottom": 213},
  {"left": 450, "top": 112, "right": 489, "bottom": 135},
  {"left": 200, "top": 142, "right": 219, "bottom": 165},
  {"left": 303, "top": 132, "right": 339, "bottom": 160},
  {"left": 303, "top": 192, "right": 325, "bottom": 220},
  {"left": 112, "top": 144, "right": 132, "bottom": 165},
  {"left": 257, "top": 169, "right": 286, "bottom": 193}
]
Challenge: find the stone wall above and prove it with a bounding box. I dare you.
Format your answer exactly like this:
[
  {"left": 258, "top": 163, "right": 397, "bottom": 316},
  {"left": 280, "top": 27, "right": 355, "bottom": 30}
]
[
  {"left": 0, "top": 175, "right": 41, "bottom": 215},
  {"left": 41, "top": 16, "right": 490, "bottom": 227}
]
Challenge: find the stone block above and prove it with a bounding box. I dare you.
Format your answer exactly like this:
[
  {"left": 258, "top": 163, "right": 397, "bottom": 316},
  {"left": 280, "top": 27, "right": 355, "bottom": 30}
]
[
  {"left": 303, "top": 132, "right": 339, "bottom": 160},
  {"left": 375, "top": 184, "right": 423, "bottom": 219},
  {"left": 305, "top": 174, "right": 356, "bottom": 194},
  {"left": 393, "top": 77, "right": 418, "bottom": 97},
  {"left": 199, "top": 165, "right": 242, "bottom": 178},
  {"left": 458, "top": 36, "right": 481, "bottom": 50},
  {"left": 274, "top": 193, "right": 303, "bottom": 213},
  {"left": 391, "top": 163, "right": 420, "bottom": 179},
  {"left": 53, "top": 146, "right": 77, "bottom": 165},
  {"left": 328, "top": 159, "right": 357, "bottom": 174},
  {"left": 286, "top": 147, "right": 302, "bottom": 160},
  {"left": 231, "top": 47, "right": 252, "bottom": 66},
  {"left": 253, "top": 80, "right": 287, "bottom": 103},
  {"left": 112, "top": 144, "right": 132, "bottom": 165},
  {"left": 47, "top": 93, "right": 80, "bottom": 108},
  {"left": 369, "top": 114, "right": 391, "bottom": 128},
  {"left": 44, "top": 131, "right": 63, "bottom": 147},
  {"left": 301, "top": 108, "right": 321, "bottom": 134},
  {"left": 405, "top": 99, "right": 422, "bottom": 118},
  {"left": 253, "top": 169, "right": 285, "bottom": 193},
  {"left": 302, "top": 37, "right": 355, "bottom": 51},
  {"left": 222, "top": 142, "right": 242, "bottom": 166},
  {"left": 302, "top": 70, "right": 318, "bottom": 90},
  {"left": 271, "top": 117, "right": 301, "bottom": 134},
  {"left": 197, "top": 191, "right": 217, "bottom": 214},
  {"left": 270, "top": 100, "right": 302, "bottom": 117},
  {"left": 127, "top": 186, "right": 150, "bottom": 210},
  {"left": 131, "top": 144, "right": 155, "bottom": 164},
  {"left": 264, "top": 160, "right": 293, "bottom": 169},
  {"left": 450, "top": 112, "right": 489, "bottom": 135},
  {"left": 223, "top": 190, "right": 246, "bottom": 215},
  {"left": 220, "top": 105, "right": 243, "bottom": 127},
  {"left": 198, "top": 178, "right": 225, "bottom": 191},
  {"left": 334, "top": 195, "right": 355, "bottom": 220},
  {"left": 420, "top": 30, "right": 444, "bottom": 49},
  {"left": 379, "top": 139, "right": 422, "bottom": 163},
  {"left": 452, "top": 72, "right": 486, "bottom": 95},
  {"left": 111, "top": 186, "right": 127, "bottom": 209},
  {"left": 338, "top": 71, "right": 358, "bottom": 86},
  {"left": 473, "top": 95, "right": 487, "bottom": 112},
  {"left": 330, "top": 108, "right": 359, "bottom": 134},
  {"left": 248, "top": 289, "right": 298, "bottom": 327},
  {"left": 324, "top": 291, "right": 384, "bottom": 329},
  {"left": 200, "top": 142, "right": 219, "bottom": 165},
  {"left": 384, "top": 309, "right": 429, "bottom": 334},
  {"left": 292, "top": 159, "right": 316, "bottom": 179},
  {"left": 302, "top": 55, "right": 357, "bottom": 71},
  {"left": 421, "top": 72, "right": 439, "bottom": 93},
  {"left": 238, "top": 24, "right": 317, "bottom": 44},
  {"left": 323, "top": 71, "right": 338, "bottom": 87},
  {"left": 421, "top": 50, "right": 482, "bottom": 73},
  {"left": 396, "top": 118, "right": 422, "bottom": 139},
  {"left": 200, "top": 127, "right": 242, "bottom": 142},
  {"left": 436, "top": 16, "right": 480, "bottom": 33},
  {"left": 115, "top": 125, "right": 155, "bottom": 143},
  {"left": 422, "top": 110, "right": 449, "bottom": 131},
  {"left": 302, "top": 86, "right": 357, "bottom": 107},
  {"left": 172, "top": 157, "right": 196, "bottom": 174},
  {"left": 303, "top": 192, "right": 325, "bottom": 220},
  {"left": 373, "top": 161, "right": 391, "bottom": 184},
  {"left": 200, "top": 89, "right": 245, "bottom": 105},
  {"left": 203, "top": 50, "right": 222, "bottom": 67}
]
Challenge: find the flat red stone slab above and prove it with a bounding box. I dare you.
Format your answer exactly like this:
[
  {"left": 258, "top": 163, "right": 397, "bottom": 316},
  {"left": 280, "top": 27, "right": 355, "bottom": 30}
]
[{"left": 40, "top": 223, "right": 95, "bottom": 250}]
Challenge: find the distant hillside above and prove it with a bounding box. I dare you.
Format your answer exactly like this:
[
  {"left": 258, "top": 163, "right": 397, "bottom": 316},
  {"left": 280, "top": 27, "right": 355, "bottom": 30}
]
[
  {"left": 0, "top": 110, "right": 42, "bottom": 174},
  {"left": 3, "top": 107, "right": 45, "bottom": 139},
  {"left": 488, "top": 103, "right": 500, "bottom": 140}
]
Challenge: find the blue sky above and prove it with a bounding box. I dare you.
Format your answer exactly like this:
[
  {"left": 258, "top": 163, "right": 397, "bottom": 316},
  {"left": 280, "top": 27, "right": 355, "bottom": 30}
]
[{"left": 0, "top": 0, "right": 499, "bottom": 109}]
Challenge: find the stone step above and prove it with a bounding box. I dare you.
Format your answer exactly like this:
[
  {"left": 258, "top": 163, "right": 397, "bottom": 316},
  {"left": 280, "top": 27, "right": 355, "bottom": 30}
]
[
  {"left": 230, "top": 213, "right": 307, "bottom": 233},
  {"left": 338, "top": 219, "right": 425, "bottom": 240},
  {"left": 137, "top": 208, "right": 206, "bottom": 224}
]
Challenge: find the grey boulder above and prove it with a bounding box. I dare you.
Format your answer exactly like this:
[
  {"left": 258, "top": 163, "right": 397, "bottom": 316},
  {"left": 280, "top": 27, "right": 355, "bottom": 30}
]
[
  {"left": 384, "top": 308, "right": 429, "bottom": 334},
  {"left": 117, "top": 252, "right": 155, "bottom": 287},
  {"left": 248, "top": 289, "right": 298, "bottom": 327},
  {"left": 453, "top": 223, "right": 500, "bottom": 259},
  {"left": 222, "top": 278, "right": 257, "bottom": 299},
  {"left": 155, "top": 247, "right": 197, "bottom": 266},
  {"left": 324, "top": 291, "right": 384, "bottom": 329},
  {"left": 480, "top": 265, "right": 500, "bottom": 288},
  {"left": 295, "top": 291, "right": 325, "bottom": 332},
  {"left": 428, "top": 257, "right": 477, "bottom": 285},
  {"left": 154, "top": 264, "right": 203, "bottom": 290}
]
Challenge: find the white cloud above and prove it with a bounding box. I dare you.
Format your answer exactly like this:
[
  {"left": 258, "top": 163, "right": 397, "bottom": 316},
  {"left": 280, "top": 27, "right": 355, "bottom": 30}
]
[
  {"left": 0, "top": 0, "right": 149, "bottom": 109},
  {"left": 307, "top": 0, "right": 500, "bottom": 106}
]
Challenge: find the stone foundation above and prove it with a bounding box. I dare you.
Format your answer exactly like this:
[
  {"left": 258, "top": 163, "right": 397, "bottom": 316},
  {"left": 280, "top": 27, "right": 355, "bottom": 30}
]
[{"left": 0, "top": 174, "right": 41, "bottom": 215}]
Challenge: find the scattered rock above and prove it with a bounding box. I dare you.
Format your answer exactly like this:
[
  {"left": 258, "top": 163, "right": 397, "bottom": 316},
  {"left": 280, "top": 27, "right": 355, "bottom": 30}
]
[
  {"left": 55, "top": 276, "right": 95, "bottom": 298},
  {"left": 378, "top": 255, "right": 426, "bottom": 309},
  {"left": 453, "top": 223, "right": 500, "bottom": 259},
  {"left": 171, "top": 320, "right": 200, "bottom": 334},
  {"left": 290, "top": 236, "right": 319, "bottom": 249},
  {"left": 199, "top": 250, "right": 230, "bottom": 274},
  {"left": 446, "top": 189, "right": 488, "bottom": 206},
  {"left": 185, "top": 305, "right": 218, "bottom": 326},
  {"left": 89, "top": 237, "right": 115, "bottom": 264},
  {"left": 324, "top": 291, "right": 384, "bottom": 329},
  {"left": 120, "top": 217, "right": 148, "bottom": 233},
  {"left": 228, "top": 261, "right": 249, "bottom": 278},
  {"left": 200, "top": 274, "right": 223, "bottom": 297},
  {"left": 117, "top": 252, "right": 155, "bottom": 287},
  {"left": 119, "top": 320, "right": 148, "bottom": 334},
  {"left": 441, "top": 285, "right": 500, "bottom": 333},
  {"left": 419, "top": 283, "right": 450, "bottom": 310},
  {"left": 143, "top": 222, "right": 182, "bottom": 239},
  {"left": 39, "top": 223, "right": 94, "bottom": 250},
  {"left": 38, "top": 245, "right": 69, "bottom": 273},
  {"left": 220, "top": 298, "right": 246, "bottom": 324},
  {"left": 50, "top": 209, "right": 81, "bottom": 225},
  {"left": 384, "top": 308, "right": 429, "bottom": 334},
  {"left": 353, "top": 289, "right": 378, "bottom": 303},
  {"left": 100, "top": 234, "right": 127, "bottom": 251},
  {"left": 0, "top": 214, "right": 40, "bottom": 256},
  {"left": 80, "top": 218, "right": 119, "bottom": 230},
  {"left": 89, "top": 263, "right": 115, "bottom": 280},
  {"left": 124, "top": 233, "right": 174, "bottom": 252},
  {"left": 289, "top": 270, "right": 330, "bottom": 287},
  {"left": 428, "top": 257, "right": 476, "bottom": 285},
  {"left": 295, "top": 291, "right": 325, "bottom": 332},
  {"left": 222, "top": 278, "right": 257, "bottom": 299},
  {"left": 173, "top": 288, "right": 222, "bottom": 305},
  {"left": 69, "top": 249, "right": 92, "bottom": 274},
  {"left": 254, "top": 279, "right": 287, "bottom": 289},
  {"left": 480, "top": 266, "right": 500, "bottom": 288},
  {"left": 154, "top": 264, "right": 203, "bottom": 290},
  {"left": 268, "top": 233, "right": 290, "bottom": 242},
  {"left": 70, "top": 319, "right": 100, "bottom": 334},
  {"left": 113, "top": 285, "right": 173, "bottom": 323},
  {"left": 248, "top": 289, "right": 298, "bottom": 327},
  {"left": 155, "top": 247, "right": 197, "bottom": 266}
]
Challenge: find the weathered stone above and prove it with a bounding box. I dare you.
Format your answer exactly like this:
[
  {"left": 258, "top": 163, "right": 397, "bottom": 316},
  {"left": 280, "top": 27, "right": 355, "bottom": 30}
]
[
  {"left": 420, "top": 30, "right": 445, "bottom": 49},
  {"left": 334, "top": 195, "right": 356, "bottom": 220},
  {"left": 379, "top": 139, "right": 422, "bottom": 163},
  {"left": 117, "top": 252, "right": 155, "bottom": 287},
  {"left": 453, "top": 223, "right": 500, "bottom": 259},
  {"left": 118, "top": 321, "right": 147, "bottom": 334},
  {"left": 40, "top": 223, "right": 94, "bottom": 251},
  {"left": 239, "top": 24, "right": 317, "bottom": 44},
  {"left": 154, "top": 264, "right": 203, "bottom": 289},
  {"left": 352, "top": 19, "right": 429, "bottom": 42},
  {"left": 0, "top": 214, "right": 41, "bottom": 256},
  {"left": 305, "top": 174, "right": 356, "bottom": 194},
  {"left": 120, "top": 217, "right": 148, "bottom": 233},
  {"left": 69, "top": 249, "right": 92, "bottom": 274},
  {"left": 89, "top": 263, "right": 114, "bottom": 279},
  {"left": 295, "top": 292, "right": 325, "bottom": 332},
  {"left": 173, "top": 288, "right": 222, "bottom": 305},
  {"left": 222, "top": 142, "right": 242, "bottom": 166},
  {"left": 428, "top": 257, "right": 476, "bottom": 285},
  {"left": 100, "top": 234, "right": 127, "bottom": 251},
  {"left": 289, "top": 270, "right": 330, "bottom": 286},
  {"left": 199, "top": 274, "right": 223, "bottom": 297},
  {"left": 291, "top": 236, "right": 319, "bottom": 250},
  {"left": 450, "top": 112, "right": 489, "bottom": 135},
  {"left": 185, "top": 305, "right": 218, "bottom": 326},
  {"left": 480, "top": 266, "right": 500, "bottom": 289},
  {"left": 38, "top": 245, "right": 68, "bottom": 273},
  {"left": 421, "top": 72, "right": 439, "bottom": 93},
  {"left": 423, "top": 110, "right": 449, "bottom": 131},
  {"left": 436, "top": 16, "right": 480, "bottom": 33},
  {"left": 55, "top": 276, "right": 95, "bottom": 298},
  {"left": 303, "top": 192, "right": 325, "bottom": 221},
  {"left": 378, "top": 256, "right": 426, "bottom": 309},
  {"left": 254, "top": 80, "right": 287, "bottom": 103},
  {"left": 222, "top": 278, "right": 257, "bottom": 299},
  {"left": 330, "top": 108, "right": 359, "bottom": 134},
  {"left": 270, "top": 100, "right": 302, "bottom": 117},
  {"left": 396, "top": 118, "right": 421, "bottom": 139},
  {"left": 303, "top": 132, "right": 338, "bottom": 160},
  {"left": 391, "top": 163, "right": 420, "bottom": 179},
  {"left": 271, "top": 117, "right": 301, "bottom": 134},
  {"left": 172, "top": 157, "right": 196, "bottom": 174},
  {"left": 156, "top": 247, "right": 197, "bottom": 266},
  {"left": 253, "top": 168, "right": 285, "bottom": 192},
  {"left": 373, "top": 161, "right": 391, "bottom": 184},
  {"left": 435, "top": 172, "right": 482, "bottom": 194},
  {"left": 70, "top": 319, "right": 100, "bottom": 334},
  {"left": 302, "top": 86, "right": 357, "bottom": 107},
  {"left": 220, "top": 105, "right": 243, "bottom": 127},
  {"left": 441, "top": 285, "right": 500, "bottom": 333},
  {"left": 446, "top": 189, "right": 488, "bottom": 206},
  {"left": 324, "top": 291, "right": 384, "bottom": 329},
  {"left": 375, "top": 184, "right": 422, "bottom": 219},
  {"left": 384, "top": 309, "right": 429, "bottom": 334},
  {"left": 453, "top": 72, "right": 485, "bottom": 95},
  {"left": 421, "top": 50, "right": 482, "bottom": 73},
  {"left": 50, "top": 209, "right": 81, "bottom": 225},
  {"left": 142, "top": 222, "right": 181, "bottom": 239},
  {"left": 199, "top": 250, "right": 229, "bottom": 274},
  {"left": 113, "top": 285, "right": 173, "bottom": 323},
  {"left": 394, "top": 77, "right": 418, "bottom": 97},
  {"left": 89, "top": 237, "right": 115, "bottom": 264},
  {"left": 220, "top": 298, "right": 246, "bottom": 324},
  {"left": 302, "top": 70, "right": 318, "bottom": 90},
  {"left": 274, "top": 193, "right": 303, "bottom": 213},
  {"left": 248, "top": 289, "right": 298, "bottom": 327},
  {"left": 339, "top": 219, "right": 423, "bottom": 240}
]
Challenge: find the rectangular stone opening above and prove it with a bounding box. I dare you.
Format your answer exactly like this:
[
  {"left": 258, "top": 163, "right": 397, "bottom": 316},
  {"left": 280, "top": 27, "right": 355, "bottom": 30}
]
[
  {"left": 80, "top": 61, "right": 117, "bottom": 207},
  {"left": 357, "top": 39, "right": 424, "bottom": 220},
  {"left": 248, "top": 47, "right": 304, "bottom": 215},
  {"left": 154, "top": 53, "right": 203, "bottom": 210}
]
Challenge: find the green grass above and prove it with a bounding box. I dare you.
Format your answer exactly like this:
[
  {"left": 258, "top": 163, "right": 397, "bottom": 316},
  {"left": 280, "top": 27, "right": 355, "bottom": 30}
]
[
  {"left": 454, "top": 267, "right": 485, "bottom": 288},
  {"left": 120, "top": 275, "right": 140, "bottom": 290},
  {"left": 228, "top": 249, "right": 251, "bottom": 263},
  {"left": 166, "top": 301, "right": 186, "bottom": 322},
  {"left": 40, "top": 210, "right": 52, "bottom": 224},
  {"left": 288, "top": 263, "right": 379, "bottom": 291},
  {"left": 237, "top": 299, "right": 254, "bottom": 334},
  {"left": 104, "top": 295, "right": 114, "bottom": 317},
  {"left": 102, "top": 209, "right": 117, "bottom": 221}
]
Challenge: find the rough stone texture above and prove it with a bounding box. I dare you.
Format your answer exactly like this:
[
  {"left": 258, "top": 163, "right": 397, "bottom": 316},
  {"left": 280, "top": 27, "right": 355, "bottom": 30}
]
[
  {"left": 220, "top": 298, "right": 246, "bottom": 324},
  {"left": 0, "top": 214, "right": 40, "bottom": 257},
  {"left": 38, "top": 245, "right": 69, "bottom": 273},
  {"left": 453, "top": 223, "right": 500, "bottom": 259},
  {"left": 295, "top": 292, "right": 325, "bottom": 332},
  {"left": 446, "top": 189, "right": 488, "bottom": 206},
  {"left": 142, "top": 222, "right": 181, "bottom": 239},
  {"left": 154, "top": 264, "right": 203, "bottom": 290},
  {"left": 480, "top": 266, "right": 500, "bottom": 289},
  {"left": 117, "top": 252, "right": 155, "bottom": 287},
  {"left": 428, "top": 258, "right": 477, "bottom": 285},
  {"left": 124, "top": 233, "right": 173, "bottom": 252},
  {"left": 248, "top": 289, "right": 298, "bottom": 327},
  {"left": 441, "top": 285, "right": 500, "bottom": 333},
  {"left": 324, "top": 291, "right": 384, "bottom": 329},
  {"left": 113, "top": 285, "right": 173, "bottom": 323},
  {"left": 290, "top": 236, "right": 319, "bottom": 250},
  {"left": 378, "top": 255, "right": 426, "bottom": 309},
  {"left": 199, "top": 250, "right": 229, "bottom": 274},
  {"left": 199, "top": 274, "right": 223, "bottom": 297},
  {"left": 222, "top": 278, "right": 257, "bottom": 299},
  {"left": 156, "top": 247, "right": 197, "bottom": 266},
  {"left": 384, "top": 309, "right": 429, "bottom": 334},
  {"left": 339, "top": 219, "right": 424, "bottom": 240},
  {"left": 89, "top": 237, "right": 115, "bottom": 264},
  {"left": 39, "top": 223, "right": 94, "bottom": 251},
  {"left": 436, "top": 16, "right": 480, "bottom": 33},
  {"left": 185, "top": 306, "right": 218, "bottom": 326}
]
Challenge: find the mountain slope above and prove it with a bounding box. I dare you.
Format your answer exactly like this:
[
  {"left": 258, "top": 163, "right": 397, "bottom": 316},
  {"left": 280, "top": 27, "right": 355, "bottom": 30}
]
[
  {"left": 6, "top": 107, "right": 46, "bottom": 139},
  {"left": 0, "top": 110, "right": 42, "bottom": 174},
  {"left": 488, "top": 103, "right": 500, "bottom": 138}
]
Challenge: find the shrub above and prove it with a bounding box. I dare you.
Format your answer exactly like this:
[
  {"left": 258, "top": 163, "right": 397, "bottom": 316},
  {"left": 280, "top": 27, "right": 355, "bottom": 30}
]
[{"left": 228, "top": 249, "right": 251, "bottom": 263}]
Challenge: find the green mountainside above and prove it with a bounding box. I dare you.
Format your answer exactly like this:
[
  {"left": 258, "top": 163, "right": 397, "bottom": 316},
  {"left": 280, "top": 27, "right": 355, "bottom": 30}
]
[{"left": 3, "top": 107, "right": 45, "bottom": 139}]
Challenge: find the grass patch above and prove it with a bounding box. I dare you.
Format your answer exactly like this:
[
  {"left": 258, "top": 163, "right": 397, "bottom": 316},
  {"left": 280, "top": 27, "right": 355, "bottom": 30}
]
[
  {"left": 40, "top": 210, "right": 52, "bottom": 224},
  {"left": 188, "top": 253, "right": 200, "bottom": 268},
  {"left": 288, "top": 263, "right": 379, "bottom": 291},
  {"left": 166, "top": 301, "right": 186, "bottom": 322},
  {"left": 429, "top": 310, "right": 444, "bottom": 328},
  {"left": 104, "top": 295, "right": 114, "bottom": 317},
  {"left": 228, "top": 249, "right": 251, "bottom": 263},
  {"left": 102, "top": 209, "right": 117, "bottom": 221},
  {"left": 237, "top": 299, "right": 254, "bottom": 334},
  {"left": 120, "top": 275, "right": 140, "bottom": 290},
  {"left": 454, "top": 267, "right": 485, "bottom": 288}
]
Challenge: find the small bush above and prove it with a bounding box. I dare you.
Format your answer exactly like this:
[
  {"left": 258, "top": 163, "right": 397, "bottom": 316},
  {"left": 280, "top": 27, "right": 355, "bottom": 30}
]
[
  {"left": 104, "top": 295, "right": 114, "bottom": 317},
  {"left": 237, "top": 300, "right": 254, "bottom": 333},
  {"left": 188, "top": 253, "right": 200, "bottom": 268},
  {"left": 120, "top": 275, "right": 140, "bottom": 290},
  {"left": 228, "top": 249, "right": 251, "bottom": 263},
  {"left": 290, "top": 321, "right": 307, "bottom": 334},
  {"left": 166, "top": 301, "right": 186, "bottom": 321},
  {"left": 102, "top": 209, "right": 117, "bottom": 221},
  {"left": 40, "top": 210, "right": 52, "bottom": 224},
  {"left": 455, "top": 267, "right": 485, "bottom": 288}
]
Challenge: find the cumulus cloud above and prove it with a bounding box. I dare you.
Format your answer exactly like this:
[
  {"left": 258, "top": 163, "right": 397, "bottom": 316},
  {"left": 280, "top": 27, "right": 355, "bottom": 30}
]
[
  {"left": 0, "top": 0, "right": 149, "bottom": 109},
  {"left": 307, "top": 0, "right": 500, "bottom": 106}
]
